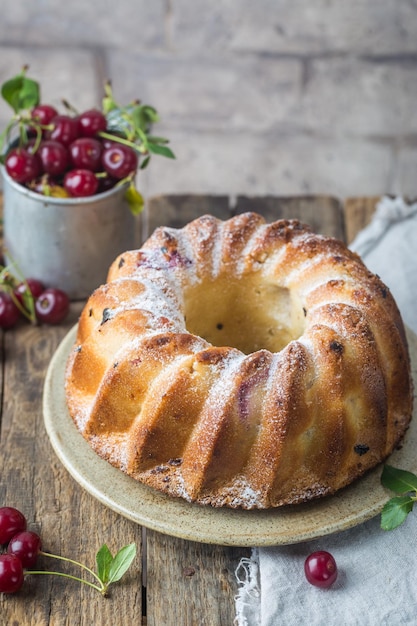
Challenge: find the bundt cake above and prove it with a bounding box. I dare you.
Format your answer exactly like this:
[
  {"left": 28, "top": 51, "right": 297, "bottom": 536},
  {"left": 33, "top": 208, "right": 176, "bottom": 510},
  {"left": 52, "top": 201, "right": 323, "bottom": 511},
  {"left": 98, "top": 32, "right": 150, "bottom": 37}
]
[{"left": 65, "top": 212, "right": 413, "bottom": 509}]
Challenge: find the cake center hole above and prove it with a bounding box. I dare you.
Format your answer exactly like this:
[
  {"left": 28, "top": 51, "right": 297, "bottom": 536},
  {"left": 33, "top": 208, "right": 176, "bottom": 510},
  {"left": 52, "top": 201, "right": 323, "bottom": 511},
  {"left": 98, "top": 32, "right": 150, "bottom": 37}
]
[{"left": 184, "top": 275, "right": 305, "bottom": 354}]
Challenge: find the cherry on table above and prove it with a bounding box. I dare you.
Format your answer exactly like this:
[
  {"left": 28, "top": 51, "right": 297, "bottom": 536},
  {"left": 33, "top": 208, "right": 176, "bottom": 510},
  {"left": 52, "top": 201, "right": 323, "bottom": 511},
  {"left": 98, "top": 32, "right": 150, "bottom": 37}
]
[
  {"left": 35, "top": 288, "right": 70, "bottom": 324},
  {"left": 304, "top": 550, "right": 338, "bottom": 588},
  {"left": 14, "top": 278, "right": 45, "bottom": 305},
  {"left": 8, "top": 531, "right": 42, "bottom": 568},
  {"left": 0, "top": 554, "right": 24, "bottom": 593},
  {"left": 0, "top": 292, "right": 21, "bottom": 330},
  {"left": 0, "top": 507, "right": 27, "bottom": 544}
]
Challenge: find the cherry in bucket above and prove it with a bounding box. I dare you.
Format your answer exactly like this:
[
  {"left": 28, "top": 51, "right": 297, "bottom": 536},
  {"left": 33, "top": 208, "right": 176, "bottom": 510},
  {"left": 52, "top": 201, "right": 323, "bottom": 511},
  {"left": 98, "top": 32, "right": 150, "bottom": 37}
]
[{"left": 1, "top": 67, "right": 175, "bottom": 209}]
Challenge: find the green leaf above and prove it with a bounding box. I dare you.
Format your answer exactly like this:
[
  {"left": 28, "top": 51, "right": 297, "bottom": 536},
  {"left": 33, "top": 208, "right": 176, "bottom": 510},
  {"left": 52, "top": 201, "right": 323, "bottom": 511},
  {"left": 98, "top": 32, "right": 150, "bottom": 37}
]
[
  {"left": 107, "top": 543, "right": 137, "bottom": 585},
  {"left": 124, "top": 182, "right": 144, "bottom": 215},
  {"left": 147, "top": 135, "right": 170, "bottom": 145},
  {"left": 96, "top": 544, "right": 114, "bottom": 584},
  {"left": 1, "top": 72, "right": 39, "bottom": 113},
  {"left": 139, "top": 155, "right": 151, "bottom": 170},
  {"left": 381, "top": 495, "right": 415, "bottom": 531},
  {"left": 141, "top": 104, "right": 159, "bottom": 123},
  {"left": 17, "top": 76, "right": 40, "bottom": 110},
  {"left": 147, "top": 142, "right": 175, "bottom": 159},
  {"left": 381, "top": 465, "right": 417, "bottom": 494},
  {"left": 1, "top": 75, "right": 25, "bottom": 112}
]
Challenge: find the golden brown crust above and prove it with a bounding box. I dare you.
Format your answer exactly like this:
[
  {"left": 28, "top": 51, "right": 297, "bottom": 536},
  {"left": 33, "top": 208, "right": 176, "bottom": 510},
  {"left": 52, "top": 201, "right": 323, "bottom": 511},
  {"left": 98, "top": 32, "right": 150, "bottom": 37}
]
[{"left": 65, "top": 212, "right": 413, "bottom": 509}]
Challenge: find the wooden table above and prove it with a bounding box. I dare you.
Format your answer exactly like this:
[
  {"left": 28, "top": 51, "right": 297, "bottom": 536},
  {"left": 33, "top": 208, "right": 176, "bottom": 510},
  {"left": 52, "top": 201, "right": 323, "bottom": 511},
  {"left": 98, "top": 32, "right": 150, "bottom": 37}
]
[{"left": 0, "top": 194, "right": 378, "bottom": 625}]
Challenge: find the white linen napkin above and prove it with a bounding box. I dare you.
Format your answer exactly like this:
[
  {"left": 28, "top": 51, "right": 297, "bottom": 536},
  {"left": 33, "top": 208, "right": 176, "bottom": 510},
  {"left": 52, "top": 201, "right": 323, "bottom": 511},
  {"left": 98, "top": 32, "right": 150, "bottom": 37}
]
[{"left": 235, "top": 196, "right": 417, "bottom": 626}]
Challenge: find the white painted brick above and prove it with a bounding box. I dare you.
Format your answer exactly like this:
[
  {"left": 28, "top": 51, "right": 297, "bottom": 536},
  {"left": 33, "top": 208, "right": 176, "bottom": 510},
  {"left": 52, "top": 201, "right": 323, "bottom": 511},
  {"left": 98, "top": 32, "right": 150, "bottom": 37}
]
[
  {"left": 144, "top": 129, "right": 394, "bottom": 199},
  {"left": 171, "top": 0, "right": 417, "bottom": 55},
  {"left": 107, "top": 51, "right": 302, "bottom": 133},
  {"left": 393, "top": 146, "right": 417, "bottom": 198},
  {"left": 0, "top": 1, "right": 166, "bottom": 50},
  {"left": 288, "top": 57, "right": 417, "bottom": 136}
]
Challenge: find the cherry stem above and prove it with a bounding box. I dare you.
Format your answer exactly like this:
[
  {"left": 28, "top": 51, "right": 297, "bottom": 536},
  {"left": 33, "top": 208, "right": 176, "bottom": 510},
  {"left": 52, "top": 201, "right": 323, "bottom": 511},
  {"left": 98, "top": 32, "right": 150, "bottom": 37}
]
[
  {"left": 24, "top": 570, "right": 106, "bottom": 596},
  {"left": 98, "top": 130, "right": 147, "bottom": 153},
  {"left": 39, "top": 550, "right": 102, "bottom": 586}
]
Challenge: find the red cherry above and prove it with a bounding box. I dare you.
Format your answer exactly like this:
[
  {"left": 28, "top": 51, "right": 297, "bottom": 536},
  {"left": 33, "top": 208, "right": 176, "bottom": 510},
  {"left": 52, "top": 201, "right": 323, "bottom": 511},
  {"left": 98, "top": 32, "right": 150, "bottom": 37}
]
[
  {"left": 97, "top": 175, "right": 118, "bottom": 194},
  {"left": 102, "top": 144, "right": 138, "bottom": 180},
  {"left": 47, "top": 114, "right": 80, "bottom": 147},
  {"left": 64, "top": 169, "right": 98, "bottom": 197},
  {"left": 14, "top": 278, "right": 45, "bottom": 306},
  {"left": 0, "top": 554, "right": 24, "bottom": 593},
  {"left": 0, "top": 507, "right": 27, "bottom": 545},
  {"left": 69, "top": 138, "right": 103, "bottom": 172},
  {"left": 0, "top": 292, "right": 21, "bottom": 329},
  {"left": 35, "top": 288, "right": 70, "bottom": 324},
  {"left": 78, "top": 109, "right": 107, "bottom": 137},
  {"left": 31, "top": 104, "right": 59, "bottom": 127},
  {"left": 304, "top": 551, "right": 338, "bottom": 588},
  {"left": 38, "top": 140, "right": 70, "bottom": 176},
  {"left": 5, "top": 148, "right": 41, "bottom": 183},
  {"left": 7, "top": 531, "right": 42, "bottom": 568}
]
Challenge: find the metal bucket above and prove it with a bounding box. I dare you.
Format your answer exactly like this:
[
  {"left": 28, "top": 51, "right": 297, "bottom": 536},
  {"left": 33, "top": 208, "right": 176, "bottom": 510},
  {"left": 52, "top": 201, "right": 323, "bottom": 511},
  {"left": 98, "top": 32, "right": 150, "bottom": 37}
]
[{"left": 1, "top": 167, "right": 137, "bottom": 300}]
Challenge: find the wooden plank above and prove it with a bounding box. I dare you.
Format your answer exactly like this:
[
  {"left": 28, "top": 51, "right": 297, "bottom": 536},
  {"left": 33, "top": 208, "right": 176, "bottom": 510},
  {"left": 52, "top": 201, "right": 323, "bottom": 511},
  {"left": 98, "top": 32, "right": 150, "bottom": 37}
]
[
  {"left": 343, "top": 196, "right": 381, "bottom": 244},
  {"left": 146, "top": 193, "right": 346, "bottom": 241},
  {"left": 146, "top": 531, "right": 249, "bottom": 626},
  {"left": 234, "top": 194, "right": 346, "bottom": 240},
  {"left": 145, "top": 194, "right": 231, "bottom": 241},
  {"left": 0, "top": 308, "right": 143, "bottom": 625}
]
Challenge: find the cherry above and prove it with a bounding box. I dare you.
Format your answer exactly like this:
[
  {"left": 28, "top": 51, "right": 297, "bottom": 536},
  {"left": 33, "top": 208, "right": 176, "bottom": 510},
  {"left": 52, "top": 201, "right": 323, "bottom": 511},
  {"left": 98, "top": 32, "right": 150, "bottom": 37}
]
[
  {"left": 0, "top": 507, "right": 27, "bottom": 544},
  {"left": 8, "top": 531, "right": 42, "bottom": 568},
  {"left": 64, "top": 168, "right": 98, "bottom": 197},
  {"left": 38, "top": 140, "right": 70, "bottom": 176},
  {"left": 69, "top": 137, "right": 103, "bottom": 172},
  {"left": 304, "top": 551, "right": 338, "bottom": 588},
  {"left": 47, "top": 114, "right": 80, "bottom": 147},
  {"left": 14, "top": 278, "right": 45, "bottom": 306},
  {"left": 0, "top": 554, "right": 24, "bottom": 593},
  {"left": 102, "top": 144, "right": 138, "bottom": 180},
  {"left": 35, "top": 288, "right": 70, "bottom": 324},
  {"left": 78, "top": 109, "right": 107, "bottom": 137},
  {"left": 97, "top": 174, "right": 118, "bottom": 194},
  {"left": 5, "top": 147, "right": 41, "bottom": 183},
  {"left": 31, "top": 104, "right": 59, "bottom": 127},
  {"left": 31, "top": 104, "right": 58, "bottom": 126},
  {"left": 0, "top": 292, "right": 21, "bottom": 329}
]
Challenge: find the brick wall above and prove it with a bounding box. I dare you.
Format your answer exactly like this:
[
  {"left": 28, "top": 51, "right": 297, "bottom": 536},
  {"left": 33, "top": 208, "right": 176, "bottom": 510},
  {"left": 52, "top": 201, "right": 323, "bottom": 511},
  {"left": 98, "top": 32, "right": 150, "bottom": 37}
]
[{"left": 1, "top": 0, "right": 416, "bottom": 200}]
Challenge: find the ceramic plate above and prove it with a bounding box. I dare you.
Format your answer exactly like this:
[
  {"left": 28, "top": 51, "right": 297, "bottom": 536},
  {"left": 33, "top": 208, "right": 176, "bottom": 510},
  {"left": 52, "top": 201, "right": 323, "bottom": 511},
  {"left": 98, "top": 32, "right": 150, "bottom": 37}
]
[{"left": 43, "top": 326, "right": 417, "bottom": 546}]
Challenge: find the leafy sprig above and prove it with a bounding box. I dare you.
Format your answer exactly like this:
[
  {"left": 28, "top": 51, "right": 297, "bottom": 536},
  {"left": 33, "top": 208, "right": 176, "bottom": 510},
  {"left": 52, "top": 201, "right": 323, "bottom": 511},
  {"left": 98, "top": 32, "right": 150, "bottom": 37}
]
[
  {"left": 380, "top": 465, "right": 417, "bottom": 530},
  {"left": 27, "top": 543, "right": 137, "bottom": 597}
]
